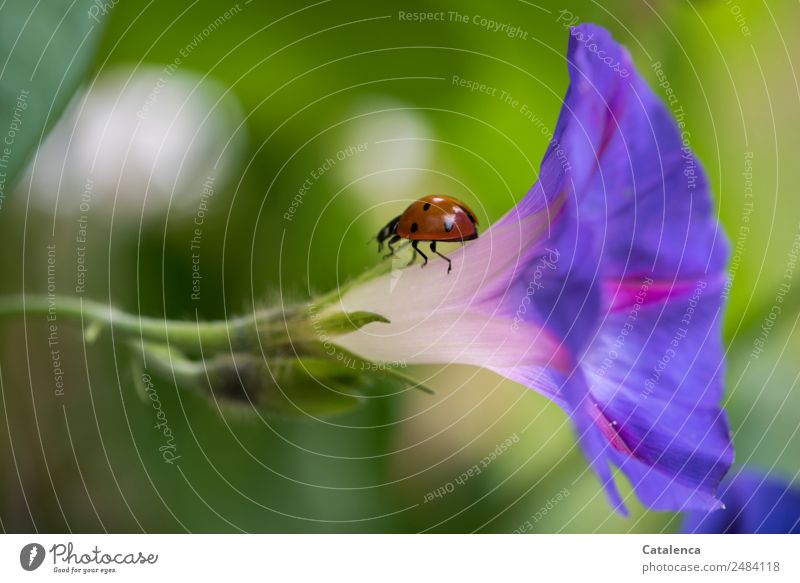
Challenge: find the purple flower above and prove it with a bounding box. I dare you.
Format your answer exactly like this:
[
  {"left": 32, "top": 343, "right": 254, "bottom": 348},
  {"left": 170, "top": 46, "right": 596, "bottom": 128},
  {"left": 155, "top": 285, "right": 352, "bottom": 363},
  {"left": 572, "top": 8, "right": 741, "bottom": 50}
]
[
  {"left": 324, "top": 24, "right": 733, "bottom": 513},
  {"left": 682, "top": 469, "right": 800, "bottom": 533}
]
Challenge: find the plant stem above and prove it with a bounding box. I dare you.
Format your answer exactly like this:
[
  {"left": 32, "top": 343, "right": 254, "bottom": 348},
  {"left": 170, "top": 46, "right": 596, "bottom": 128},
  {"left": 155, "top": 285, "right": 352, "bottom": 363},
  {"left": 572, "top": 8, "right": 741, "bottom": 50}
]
[
  {"left": 0, "top": 273, "right": 388, "bottom": 359},
  {"left": 0, "top": 294, "right": 270, "bottom": 352}
]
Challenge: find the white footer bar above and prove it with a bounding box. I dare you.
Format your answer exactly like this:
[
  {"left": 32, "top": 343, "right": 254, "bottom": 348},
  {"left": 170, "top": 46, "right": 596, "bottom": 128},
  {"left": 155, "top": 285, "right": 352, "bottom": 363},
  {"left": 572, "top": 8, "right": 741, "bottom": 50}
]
[{"left": 1, "top": 534, "right": 796, "bottom": 582}]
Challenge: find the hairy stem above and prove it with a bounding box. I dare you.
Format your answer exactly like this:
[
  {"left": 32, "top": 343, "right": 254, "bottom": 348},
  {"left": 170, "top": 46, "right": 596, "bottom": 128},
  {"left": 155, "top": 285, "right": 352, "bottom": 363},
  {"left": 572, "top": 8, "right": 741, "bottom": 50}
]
[{"left": 0, "top": 294, "right": 289, "bottom": 353}]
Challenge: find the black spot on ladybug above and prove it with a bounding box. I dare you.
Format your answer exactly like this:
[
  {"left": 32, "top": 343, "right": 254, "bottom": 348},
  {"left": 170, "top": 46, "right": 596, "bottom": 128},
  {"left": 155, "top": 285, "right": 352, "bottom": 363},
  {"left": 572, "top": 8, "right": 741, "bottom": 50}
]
[
  {"left": 410, "top": 222, "right": 419, "bottom": 233},
  {"left": 444, "top": 217, "right": 455, "bottom": 232},
  {"left": 423, "top": 202, "right": 431, "bottom": 211}
]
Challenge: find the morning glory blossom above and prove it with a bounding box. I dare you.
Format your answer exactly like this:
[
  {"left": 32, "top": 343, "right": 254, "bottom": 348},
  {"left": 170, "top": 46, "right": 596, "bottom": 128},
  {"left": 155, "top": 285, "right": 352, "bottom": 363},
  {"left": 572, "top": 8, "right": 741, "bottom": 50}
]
[
  {"left": 322, "top": 23, "right": 733, "bottom": 513},
  {"left": 682, "top": 469, "right": 800, "bottom": 533}
]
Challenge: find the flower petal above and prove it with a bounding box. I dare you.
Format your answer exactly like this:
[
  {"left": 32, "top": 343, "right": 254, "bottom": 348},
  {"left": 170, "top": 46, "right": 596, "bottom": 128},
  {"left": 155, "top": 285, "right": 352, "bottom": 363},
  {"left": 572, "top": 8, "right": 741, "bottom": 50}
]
[
  {"left": 527, "top": 24, "right": 733, "bottom": 512},
  {"left": 589, "top": 283, "right": 735, "bottom": 512},
  {"left": 682, "top": 469, "right": 800, "bottom": 534}
]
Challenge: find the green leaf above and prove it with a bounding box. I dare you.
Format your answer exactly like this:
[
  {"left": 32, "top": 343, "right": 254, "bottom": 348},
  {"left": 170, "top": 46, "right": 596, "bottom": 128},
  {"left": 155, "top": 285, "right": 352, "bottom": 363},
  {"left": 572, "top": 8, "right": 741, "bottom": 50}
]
[{"left": 0, "top": 0, "right": 107, "bottom": 201}]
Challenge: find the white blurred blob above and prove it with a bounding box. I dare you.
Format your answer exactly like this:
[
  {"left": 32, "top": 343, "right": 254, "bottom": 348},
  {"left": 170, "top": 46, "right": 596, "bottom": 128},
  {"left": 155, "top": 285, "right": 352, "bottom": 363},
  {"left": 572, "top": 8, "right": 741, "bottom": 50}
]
[
  {"left": 341, "top": 97, "right": 434, "bottom": 210},
  {"left": 24, "top": 66, "right": 245, "bottom": 218}
]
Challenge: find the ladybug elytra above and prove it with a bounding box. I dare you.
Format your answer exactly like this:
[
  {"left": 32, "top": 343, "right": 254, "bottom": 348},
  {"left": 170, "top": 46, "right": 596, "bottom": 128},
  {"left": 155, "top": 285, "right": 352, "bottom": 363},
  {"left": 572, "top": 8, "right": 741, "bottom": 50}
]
[{"left": 376, "top": 195, "right": 479, "bottom": 274}]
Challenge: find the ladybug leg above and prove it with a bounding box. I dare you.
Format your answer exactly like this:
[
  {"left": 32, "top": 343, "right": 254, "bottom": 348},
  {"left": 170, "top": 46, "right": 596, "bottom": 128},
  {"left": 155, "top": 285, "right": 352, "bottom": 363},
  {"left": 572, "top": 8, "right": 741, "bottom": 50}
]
[
  {"left": 409, "top": 240, "right": 428, "bottom": 267},
  {"left": 406, "top": 246, "right": 416, "bottom": 266},
  {"left": 429, "top": 241, "right": 452, "bottom": 274},
  {"left": 382, "top": 235, "right": 402, "bottom": 259}
]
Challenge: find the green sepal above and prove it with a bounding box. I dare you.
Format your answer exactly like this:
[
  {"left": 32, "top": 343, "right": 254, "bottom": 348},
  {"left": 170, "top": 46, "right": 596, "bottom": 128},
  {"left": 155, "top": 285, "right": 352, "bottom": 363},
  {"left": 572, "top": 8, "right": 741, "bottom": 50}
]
[
  {"left": 313, "top": 311, "right": 390, "bottom": 336},
  {"left": 133, "top": 342, "right": 363, "bottom": 418},
  {"left": 376, "top": 366, "right": 435, "bottom": 395}
]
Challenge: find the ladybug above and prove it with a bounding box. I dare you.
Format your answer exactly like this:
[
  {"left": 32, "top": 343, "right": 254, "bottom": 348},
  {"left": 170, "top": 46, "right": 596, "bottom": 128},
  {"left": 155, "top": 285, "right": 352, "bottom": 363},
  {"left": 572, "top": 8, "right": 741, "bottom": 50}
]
[{"left": 376, "top": 195, "right": 479, "bottom": 273}]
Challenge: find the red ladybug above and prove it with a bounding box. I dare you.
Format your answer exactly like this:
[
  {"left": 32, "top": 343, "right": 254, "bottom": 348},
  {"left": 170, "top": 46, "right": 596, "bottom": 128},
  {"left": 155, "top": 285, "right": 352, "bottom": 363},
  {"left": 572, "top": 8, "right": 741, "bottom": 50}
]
[{"left": 376, "top": 195, "right": 479, "bottom": 273}]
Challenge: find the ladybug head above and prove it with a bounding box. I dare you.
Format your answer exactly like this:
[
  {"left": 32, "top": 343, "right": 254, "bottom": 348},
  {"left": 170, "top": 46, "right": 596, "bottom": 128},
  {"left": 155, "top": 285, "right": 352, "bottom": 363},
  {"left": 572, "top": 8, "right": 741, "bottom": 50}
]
[{"left": 375, "top": 216, "right": 400, "bottom": 251}]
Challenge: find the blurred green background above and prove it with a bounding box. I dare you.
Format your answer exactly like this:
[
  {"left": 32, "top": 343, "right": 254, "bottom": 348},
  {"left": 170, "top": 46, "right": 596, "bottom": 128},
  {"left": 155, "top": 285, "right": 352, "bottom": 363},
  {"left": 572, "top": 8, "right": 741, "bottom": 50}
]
[{"left": 1, "top": 0, "right": 798, "bottom": 533}]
